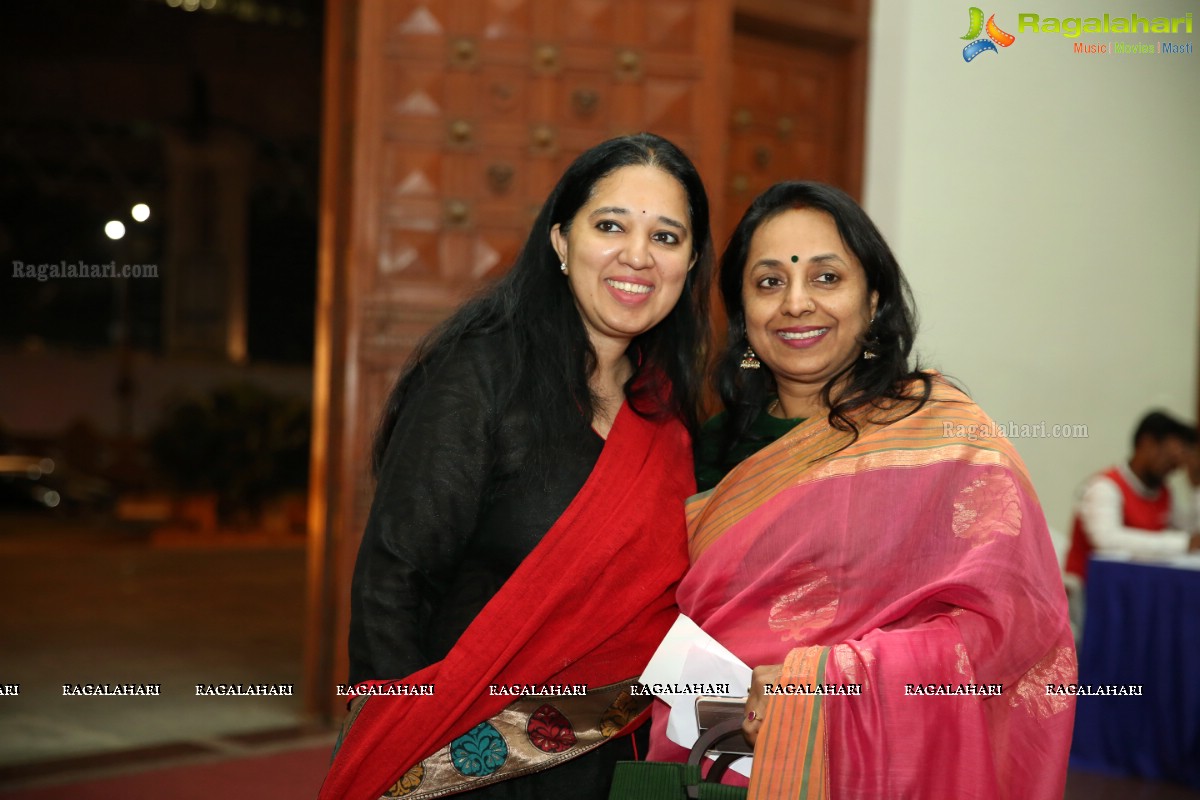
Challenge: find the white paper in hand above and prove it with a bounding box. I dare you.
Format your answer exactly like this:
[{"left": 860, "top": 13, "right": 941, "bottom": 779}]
[{"left": 639, "top": 614, "right": 755, "bottom": 777}]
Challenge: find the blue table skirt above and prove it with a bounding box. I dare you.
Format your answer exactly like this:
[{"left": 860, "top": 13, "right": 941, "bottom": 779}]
[{"left": 1069, "top": 557, "right": 1200, "bottom": 788}]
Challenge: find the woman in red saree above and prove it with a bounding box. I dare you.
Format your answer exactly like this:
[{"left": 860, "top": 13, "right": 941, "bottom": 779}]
[
  {"left": 647, "top": 182, "right": 1076, "bottom": 799},
  {"left": 321, "top": 134, "right": 713, "bottom": 800}
]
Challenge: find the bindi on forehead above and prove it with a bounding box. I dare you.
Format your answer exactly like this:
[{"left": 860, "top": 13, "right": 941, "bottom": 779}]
[{"left": 791, "top": 255, "right": 799, "bottom": 263}]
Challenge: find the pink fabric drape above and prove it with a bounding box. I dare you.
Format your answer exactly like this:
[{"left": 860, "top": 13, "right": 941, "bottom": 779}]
[{"left": 649, "top": 377, "right": 1076, "bottom": 799}]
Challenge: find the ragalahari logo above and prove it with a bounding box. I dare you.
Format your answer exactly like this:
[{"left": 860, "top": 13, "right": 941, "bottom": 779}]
[{"left": 962, "top": 7, "right": 1016, "bottom": 61}]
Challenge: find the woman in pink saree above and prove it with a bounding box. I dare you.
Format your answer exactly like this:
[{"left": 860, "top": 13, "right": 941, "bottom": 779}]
[{"left": 647, "top": 182, "right": 1076, "bottom": 799}]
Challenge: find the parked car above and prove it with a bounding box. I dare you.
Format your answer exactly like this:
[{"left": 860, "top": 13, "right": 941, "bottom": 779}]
[
  {"left": 0, "top": 453, "right": 111, "bottom": 511},
  {"left": 0, "top": 454, "right": 62, "bottom": 508}
]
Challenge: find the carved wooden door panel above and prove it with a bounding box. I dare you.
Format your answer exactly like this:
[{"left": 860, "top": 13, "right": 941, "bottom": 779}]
[
  {"left": 309, "top": 0, "right": 729, "bottom": 716},
  {"left": 721, "top": 30, "right": 863, "bottom": 241}
]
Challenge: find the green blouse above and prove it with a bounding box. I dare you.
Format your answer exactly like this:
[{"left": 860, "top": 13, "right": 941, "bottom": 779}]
[{"left": 694, "top": 399, "right": 806, "bottom": 492}]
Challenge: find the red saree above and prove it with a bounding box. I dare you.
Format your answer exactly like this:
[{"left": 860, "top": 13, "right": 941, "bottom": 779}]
[
  {"left": 321, "top": 402, "right": 692, "bottom": 800},
  {"left": 647, "top": 375, "right": 1076, "bottom": 799}
]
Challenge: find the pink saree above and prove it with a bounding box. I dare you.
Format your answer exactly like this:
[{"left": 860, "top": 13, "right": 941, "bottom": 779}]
[{"left": 647, "top": 376, "right": 1076, "bottom": 799}]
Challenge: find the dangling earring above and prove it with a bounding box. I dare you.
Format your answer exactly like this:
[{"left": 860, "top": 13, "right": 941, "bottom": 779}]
[
  {"left": 862, "top": 315, "right": 878, "bottom": 360},
  {"left": 559, "top": 262, "right": 568, "bottom": 274},
  {"left": 740, "top": 346, "right": 761, "bottom": 370}
]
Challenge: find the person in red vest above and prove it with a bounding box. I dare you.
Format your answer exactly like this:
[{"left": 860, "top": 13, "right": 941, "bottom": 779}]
[{"left": 1066, "top": 410, "right": 1200, "bottom": 586}]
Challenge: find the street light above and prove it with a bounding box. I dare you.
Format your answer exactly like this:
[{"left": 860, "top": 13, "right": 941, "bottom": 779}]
[
  {"left": 105, "top": 220, "right": 126, "bottom": 240},
  {"left": 131, "top": 203, "right": 151, "bottom": 223}
]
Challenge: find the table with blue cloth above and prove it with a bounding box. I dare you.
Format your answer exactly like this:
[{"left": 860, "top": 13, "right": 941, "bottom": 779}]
[{"left": 1070, "top": 555, "right": 1200, "bottom": 788}]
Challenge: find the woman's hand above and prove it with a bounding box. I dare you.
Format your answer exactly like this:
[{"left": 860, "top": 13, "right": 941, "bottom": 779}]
[{"left": 743, "top": 663, "right": 783, "bottom": 746}]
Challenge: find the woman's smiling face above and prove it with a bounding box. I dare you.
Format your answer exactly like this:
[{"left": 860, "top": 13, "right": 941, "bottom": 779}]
[
  {"left": 742, "top": 207, "right": 878, "bottom": 396},
  {"left": 551, "top": 164, "right": 694, "bottom": 352}
]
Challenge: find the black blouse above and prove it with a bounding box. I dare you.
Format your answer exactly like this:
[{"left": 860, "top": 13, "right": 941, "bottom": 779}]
[{"left": 348, "top": 335, "right": 603, "bottom": 685}]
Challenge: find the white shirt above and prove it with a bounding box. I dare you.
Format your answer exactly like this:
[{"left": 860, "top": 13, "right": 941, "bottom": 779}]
[{"left": 1075, "top": 462, "right": 1197, "bottom": 560}]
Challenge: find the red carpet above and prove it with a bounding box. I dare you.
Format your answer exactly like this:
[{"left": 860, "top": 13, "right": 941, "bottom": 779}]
[
  {"left": 0, "top": 743, "right": 333, "bottom": 800},
  {"left": 7, "top": 747, "right": 1200, "bottom": 800}
]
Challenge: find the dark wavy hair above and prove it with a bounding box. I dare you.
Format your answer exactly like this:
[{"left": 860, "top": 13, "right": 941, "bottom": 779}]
[
  {"left": 1133, "top": 410, "right": 1196, "bottom": 448},
  {"left": 373, "top": 133, "right": 713, "bottom": 475},
  {"left": 714, "top": 181, "right": 930, "bottom": 462}
]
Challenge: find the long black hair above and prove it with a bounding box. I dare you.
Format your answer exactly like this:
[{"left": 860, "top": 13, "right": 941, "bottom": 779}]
[
  {"left": 715, "top": 181, "right": 930, "bottom": 460},
  {"left": 373, "top": 133, "right": 714, "bottom": 475}
]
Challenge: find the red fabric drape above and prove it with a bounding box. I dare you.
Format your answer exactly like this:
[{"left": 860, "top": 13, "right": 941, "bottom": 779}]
[{"left": 320, "top": 402, "right": 693, "bottom": 800}]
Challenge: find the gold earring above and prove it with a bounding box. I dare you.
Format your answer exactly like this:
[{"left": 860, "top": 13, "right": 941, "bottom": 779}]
[
  {"left": 863, "top": 316, "right": 878, "bottom": 360},
  {"left": 740, "top": 347, "right": 761, "bottom": 370}
]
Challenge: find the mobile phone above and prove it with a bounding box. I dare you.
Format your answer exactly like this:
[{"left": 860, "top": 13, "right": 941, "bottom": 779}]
[{"left": 694, "top": 695, "right": 753, "bottom": 755}]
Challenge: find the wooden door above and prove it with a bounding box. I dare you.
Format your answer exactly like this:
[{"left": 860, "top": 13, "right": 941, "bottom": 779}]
[
  {"left": 722, "top": 1, "right": 869, "bottom": 242},
  {"left": 723, "top": 32, "right": 860, "bottom": 238}
]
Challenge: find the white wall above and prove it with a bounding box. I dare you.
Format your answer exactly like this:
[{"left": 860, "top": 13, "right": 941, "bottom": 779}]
[{"left": 864, "top": 0, "right": 1200, "bottom": 531}]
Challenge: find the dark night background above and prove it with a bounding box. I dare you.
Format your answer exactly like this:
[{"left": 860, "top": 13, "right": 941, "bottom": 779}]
[
  {"left": 0, "top": 1, "right": 330, "bottom": 778},
  {"left": 0, "top": 0, "right": 321, "bottom": 363}
]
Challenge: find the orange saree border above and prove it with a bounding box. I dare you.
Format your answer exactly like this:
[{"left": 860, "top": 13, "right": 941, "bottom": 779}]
[
  {"left": 748, "top": 646, "right": 830, "bottom": 800},
  {"left": 687, "top": 375, "right": 1036, "bottom": 561}
]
